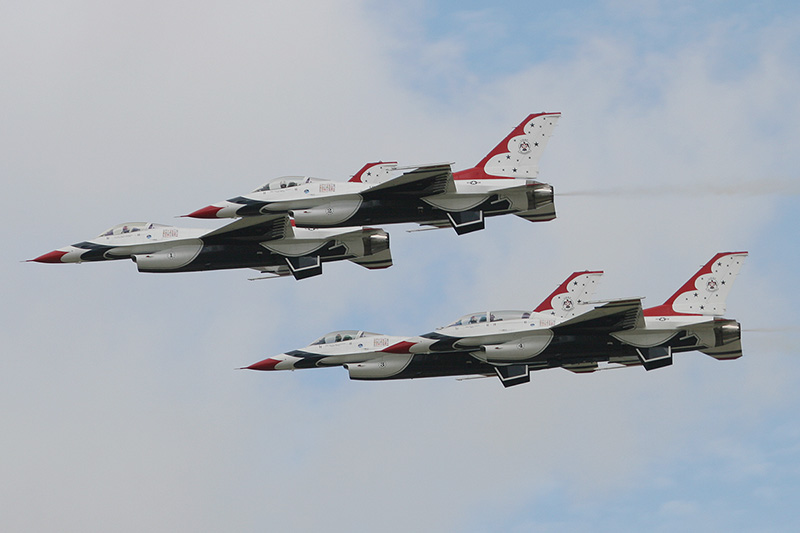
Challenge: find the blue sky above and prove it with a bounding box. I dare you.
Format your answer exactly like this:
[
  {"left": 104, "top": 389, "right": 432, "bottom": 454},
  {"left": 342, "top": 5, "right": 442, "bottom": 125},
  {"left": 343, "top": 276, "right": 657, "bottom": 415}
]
[{"left": 2, "top": 1, "right": 799, "bottom": 531}]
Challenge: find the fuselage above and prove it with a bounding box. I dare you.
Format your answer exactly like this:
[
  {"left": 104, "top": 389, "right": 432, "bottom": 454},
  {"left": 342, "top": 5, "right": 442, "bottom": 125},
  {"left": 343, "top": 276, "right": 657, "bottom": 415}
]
[
  {"left": 31, "top": 221, "right": 381, "bottom": 275},
  {"left": 408, "top": 311, "right": 734, "bottom": 371},
  {"left": 250, "top": 309, "right": 741, "bottom": 381},
  {"left": 189, "top": 176, "right": 555, "bottom": 228},
  {"left": 187, "top": 112, "right": 562, "bottom": 233}
]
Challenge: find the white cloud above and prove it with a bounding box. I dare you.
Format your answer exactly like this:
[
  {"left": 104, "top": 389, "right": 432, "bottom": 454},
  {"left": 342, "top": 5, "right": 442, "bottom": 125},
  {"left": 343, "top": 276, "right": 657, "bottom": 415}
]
[
  {"left": 659, "top": 499, "right": 699, "bottom": 516},
  {"left": 2, "top": 1, "right": 800, "bottom": 531}
]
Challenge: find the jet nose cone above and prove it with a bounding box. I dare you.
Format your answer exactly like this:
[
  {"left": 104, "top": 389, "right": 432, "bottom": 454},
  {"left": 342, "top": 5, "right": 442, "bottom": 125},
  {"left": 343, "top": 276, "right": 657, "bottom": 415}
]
[
  {"left": 30, "top": 250, "right": 69, "bottom": 263},
  {"left": 184, "top": 205, "right": 224, "bottom": 219},
  {"left": 244, "top": 357, "right": 282, "bottom": 371}
]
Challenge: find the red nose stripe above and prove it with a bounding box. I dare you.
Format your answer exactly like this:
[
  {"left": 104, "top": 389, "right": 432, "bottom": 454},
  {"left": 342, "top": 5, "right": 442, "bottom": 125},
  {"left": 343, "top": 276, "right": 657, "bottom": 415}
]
[
  {"left": 31, "top": 250, "right": 68, "bottom": 263},
  {"left": 381, "top": 341, "right": 415, "bottom": 354},
  {"left": 245, "top": 358, "right": 281, "bottom": 371},
  {"left": 185, "top": 205, "right": 223, "bottom": 219}
]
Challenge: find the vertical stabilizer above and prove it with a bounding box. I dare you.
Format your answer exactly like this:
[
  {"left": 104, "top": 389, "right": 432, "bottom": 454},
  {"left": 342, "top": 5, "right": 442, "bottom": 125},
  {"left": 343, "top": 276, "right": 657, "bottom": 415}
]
[
  {"left": 645, "top": 252, "right": 748, "bottom": 316},
  {"left": 457, "top": 112, "right": 560, "bottom": 180},
  {"left": 533, "top": 271, "right": 603, "bottom": 319}
]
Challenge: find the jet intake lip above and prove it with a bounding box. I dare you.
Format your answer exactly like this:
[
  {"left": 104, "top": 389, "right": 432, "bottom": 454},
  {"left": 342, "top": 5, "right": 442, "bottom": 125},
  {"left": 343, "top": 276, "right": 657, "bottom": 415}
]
[
  {"left": 244, "top": 357, "right": 282, "bottom": 371},
  {"left": 30, "top": 250, "right": 69, "bottom": 263},
  {"left": 184, "top": 205, "right": 224, "bottom": 219}
]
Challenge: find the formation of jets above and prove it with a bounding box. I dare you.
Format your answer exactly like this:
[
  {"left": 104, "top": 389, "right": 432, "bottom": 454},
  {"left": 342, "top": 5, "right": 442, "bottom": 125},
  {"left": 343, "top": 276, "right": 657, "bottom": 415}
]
[
  {"left": 30, "top": 112, "right": 749, "bottom": 388},
  {"left": 245, "top": 252, "right": 747, "bottom": 387},
  {"left": 31, "top": 112, "right": 559, "bottom": 278}
]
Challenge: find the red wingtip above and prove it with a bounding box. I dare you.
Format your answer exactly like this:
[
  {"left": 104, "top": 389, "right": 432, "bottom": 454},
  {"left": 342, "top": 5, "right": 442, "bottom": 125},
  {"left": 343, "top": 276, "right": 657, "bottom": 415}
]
[
  {"left": 30, "top": 250, "right": 68, "bottom": 263},
  {"left": 245, "top": 357, "right": 281, "bottom": 371},
  {"left": 184, "top": 205, "right": 223, "bottom": 219}
]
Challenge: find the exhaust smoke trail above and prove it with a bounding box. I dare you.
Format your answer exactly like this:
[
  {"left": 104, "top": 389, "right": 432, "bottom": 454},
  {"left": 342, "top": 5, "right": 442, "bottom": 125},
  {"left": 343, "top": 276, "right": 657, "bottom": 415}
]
[
  {"left": 743, "top": 327, "right": 800, "bottom": 333},
  {"left": 558, "top": 178, "right": 800, "bottom": 197}
]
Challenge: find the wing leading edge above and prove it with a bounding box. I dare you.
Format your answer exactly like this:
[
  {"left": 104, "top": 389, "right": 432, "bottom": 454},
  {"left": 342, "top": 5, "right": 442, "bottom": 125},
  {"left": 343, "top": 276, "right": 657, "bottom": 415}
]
[
  {"left": 360, "top": 163, "right": 454, "bottom": 198},
  {"left": 553, "top": 298, "right": 644, "bottom": 334}
]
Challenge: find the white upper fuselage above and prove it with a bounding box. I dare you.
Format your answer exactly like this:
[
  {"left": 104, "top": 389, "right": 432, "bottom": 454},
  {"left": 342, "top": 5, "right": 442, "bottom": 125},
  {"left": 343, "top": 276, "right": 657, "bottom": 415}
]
[
  {"left": 188, "top": 113, "right": 562, "bottom": 227},
  {"left": 41, "top": 221, "right": 374, "bottom": 263},
  {"left": 49, "top": 222, "right": 207, "bottom": 263},
  {"left": 267, "top": 331, "right": 411, "bottom": 370},
  {"left": 203, "top": 175, "right": 529, "bottom": 218},
  {"left": 248, "top": 251, "right": 745, "bottom": 382},
  {"left": 263, "top": 307, "right": 719, "bottom": 372},
  {"left": 441, "top": 307, "right": 715, "bottom": 334}
]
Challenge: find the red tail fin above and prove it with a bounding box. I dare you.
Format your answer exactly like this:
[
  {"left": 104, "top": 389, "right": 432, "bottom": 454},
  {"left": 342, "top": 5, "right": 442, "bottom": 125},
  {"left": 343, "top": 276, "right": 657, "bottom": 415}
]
[
  {"left": 455, "top": 112, "right": 561, "bottom": 180},
  {"left": 348, "top": 162, "right": 398, "bottom": 184},
  {"left": 644, "top": 252, "right": 748, "bottom": 317},
  {"left": 534, "top": 271, "right": 603, "bottom": 318}
]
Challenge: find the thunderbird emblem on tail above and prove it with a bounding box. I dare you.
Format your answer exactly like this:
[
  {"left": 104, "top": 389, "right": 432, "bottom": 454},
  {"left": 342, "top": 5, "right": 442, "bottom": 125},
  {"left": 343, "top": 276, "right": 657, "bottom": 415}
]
[{"left": 245, "top": 253, "right": 747, "bottom": 387}]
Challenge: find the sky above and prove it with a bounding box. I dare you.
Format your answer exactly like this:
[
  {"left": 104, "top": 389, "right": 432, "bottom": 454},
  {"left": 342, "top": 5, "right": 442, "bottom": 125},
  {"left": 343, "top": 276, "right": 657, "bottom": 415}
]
[{"left": 2, "top": 1, "right": 799, "bottom": 531}]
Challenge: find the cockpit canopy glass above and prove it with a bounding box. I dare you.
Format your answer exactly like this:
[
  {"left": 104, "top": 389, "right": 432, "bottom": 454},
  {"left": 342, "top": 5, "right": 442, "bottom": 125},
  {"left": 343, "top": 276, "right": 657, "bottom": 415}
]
[
  {"left": 97, "top": 222, "right": 165, "bottom": 237},
  {"left": 253, "top": 176, "right": 332, "bottom": 192},
  {"left": 310, "top": 330, "right": 380, "bottom": 345},
  {"left": 445, "top": 310, "right": 531, "bottom": 327}
]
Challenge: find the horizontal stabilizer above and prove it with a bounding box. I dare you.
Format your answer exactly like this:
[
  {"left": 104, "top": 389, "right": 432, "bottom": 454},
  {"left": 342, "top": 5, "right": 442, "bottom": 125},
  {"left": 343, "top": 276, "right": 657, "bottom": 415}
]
[
  {"left": 515, "top": 203, "right": 556, "bottom": 223},
  {"left": 701, "top": 339, "right": 743, "bottom": 360},
  {"left": 350, "top": 247, "right": 393, "bottom": 270}
]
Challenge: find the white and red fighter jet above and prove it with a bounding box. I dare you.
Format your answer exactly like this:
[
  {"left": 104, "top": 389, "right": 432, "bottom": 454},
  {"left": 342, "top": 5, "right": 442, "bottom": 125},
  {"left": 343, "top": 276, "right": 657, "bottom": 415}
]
[
  {"left": 245, "top": 252, "right": 747, "bottom": 387},
  {"left": 29, "top": 215, "right": 392, "bottom": 280},
  {"left": 185, "top": 113, "right": 560, "bottom": 235}
]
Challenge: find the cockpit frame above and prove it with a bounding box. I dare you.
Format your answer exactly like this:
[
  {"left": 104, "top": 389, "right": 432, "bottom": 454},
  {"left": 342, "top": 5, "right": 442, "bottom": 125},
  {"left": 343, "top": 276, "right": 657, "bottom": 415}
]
[
  {"left": 445, "top": 310, "right": 531, "bottom": 328},
  {"left": 253, "top": 176, "right": 332, "bottom": 192},
  {"left": 97, "top": 222, "right": 165, "bottom": 237},
  {"left": 310, "top": 330, "right": 382, "bottom": 345}
]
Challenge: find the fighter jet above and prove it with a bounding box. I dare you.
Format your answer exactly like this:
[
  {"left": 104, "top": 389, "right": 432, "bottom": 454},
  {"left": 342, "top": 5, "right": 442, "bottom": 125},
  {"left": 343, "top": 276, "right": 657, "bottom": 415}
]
[
  {"left": 245, "top": 252, "right": 747, "bottom": 386},
  {"left": 185, "top": 112, "right": 560, "bottom": 235},
  {"left": 29, "top": 215, "right": 392, "bottom": 280}
]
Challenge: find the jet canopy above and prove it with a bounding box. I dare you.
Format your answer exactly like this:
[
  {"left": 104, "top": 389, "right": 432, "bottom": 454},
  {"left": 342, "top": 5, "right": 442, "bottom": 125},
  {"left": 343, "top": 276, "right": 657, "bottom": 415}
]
[
  {"left": 445, "top": 310, "right": 531, "bottom": 327},
  {"left": 253, "top": 176, "right": 332, "bottom": 192},
  {"left": 310, "top": 330, "right": 382, "bottom": 345},
  {"left": 97, "top": 222, "right": 166, "bottom": 237}
]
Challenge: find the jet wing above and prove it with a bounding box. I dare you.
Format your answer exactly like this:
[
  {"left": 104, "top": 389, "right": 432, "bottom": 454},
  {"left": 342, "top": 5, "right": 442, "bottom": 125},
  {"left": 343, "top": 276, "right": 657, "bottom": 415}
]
[
  {"left": 361, "top": 163, "right": 454, "bottom": 198},
  {"left": 201, "top": 214, "right": 292, "bottom": 243},
  {"left": 552, "top": 298, "right": 644, "bottom": 334}
]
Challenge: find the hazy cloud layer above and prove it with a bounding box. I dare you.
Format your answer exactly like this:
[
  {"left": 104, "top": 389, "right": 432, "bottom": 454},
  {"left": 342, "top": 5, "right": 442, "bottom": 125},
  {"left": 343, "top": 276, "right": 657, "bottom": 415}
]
[{"left": 2, "top": 1, "right": 799, "bottom": 531}]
